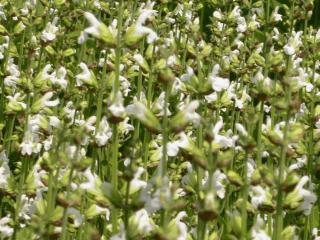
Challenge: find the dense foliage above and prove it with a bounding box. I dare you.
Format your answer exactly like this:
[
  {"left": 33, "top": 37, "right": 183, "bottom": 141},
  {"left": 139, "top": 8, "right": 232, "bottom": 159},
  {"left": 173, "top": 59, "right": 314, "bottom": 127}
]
[{"left": 0, "top": 0, "right": 320, "bottom": 239}]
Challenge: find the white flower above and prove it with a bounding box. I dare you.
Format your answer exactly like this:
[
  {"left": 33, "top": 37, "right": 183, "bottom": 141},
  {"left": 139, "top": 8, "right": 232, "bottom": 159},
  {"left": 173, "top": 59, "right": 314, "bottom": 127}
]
[
  {"left": 35, "top": 64, "right": 53, "bottom": 83},
  {"left": 41, "top": 17, "right": 59, "bottom": 42},
  {"left": 4, "top": 58, "right": 20, "bottom": 88},
  {"left": 62, "top": 101, "right": 75, "bottom": 121},
  {"left": 78, "top": 31, "right": 88, "bottom": 44},
  {"left": 237, "top": 16, "right": 247, "bottom": 33},
  {"left": 289, "top": 155, "right": 307, "bottom": 172},
  {"left": 135, "top": 9, "right": 158, "bottom": 43},
  {"left": 153, "top": 92, "right": 171, "bottom": 117},
  {"left": 41, "top": 92, "right": 60, "bottom": 107},
  {"left": 66, "top": 208, "right": 83, "bottom": 227},
  {"left": 212, "top": 170, "right": 227, "bottom": 199},
  {"left": 0, "top": 36, "right": 9, "bottom": 60},
  {"left": 0, "top": 215, "right": 13, "bottom": 237},
  {"left": 130, "top": 167, "right": 147, "bottom": 194},
  {"left": 119, "top": 117, "right": 134, "bottom": 135},
  {"left": 20, "top": 139, "right": 34, "bottom": 156},
  {"left": 75, "top": 116, "right": 96, "bottom": 143},
  {"left": 131, "top": 209, "right": 153, "bottom": 234},
  {"left": 315, "top": 29, "right": 320, "bottom": 43},
  {"left": 109, "top": 91, "right": 126, "bottom": 119},
  {"left": 80, "top": 168, "right": 98, "bottom": 190},
  {"left": 284, "top": 45, "right": 295, "bottom": 56},
  {"left": 249, "top": 186, "right": 267, "bottom": 209},
  {"left": 249, "top": 14, "right": 260, "bottom": 30},
  {"left": 95, "top": 116, "right": 112, "bottom": 147},
  {"left": 81, "top": 12, "right": 116, "bottom": 45},
  {"left": 110, "top": 225, "right": 126, "bottom": 240},
  {"left": 167, "top": 140, "right": 180, "bottom": 157},
  {"left": 312, "top": 228, "right": 320, "bottom": 240},
  {"left": 236, "top": 123, "right": 248, "bottom": 136},
  {"left": 76, "top": 62, "right": 92, "bottom": 86},
  {"left": 19, "top": 194, "right": 36, "bottom": 221},
  {"left": 180, "top": 66, "right": 194, "bottom": 82},
  {"left": 49, "top": 116, "right": 61, "bottom": 128},
  {"left": 43, "top": 135, "right": 53, "bottom": 151},
  {"left": 65, "top": 144, "right": 86, "bottom": 161},
  {"left": 284, "top": 31, "right": 303, "bottom": 56},
  {"left": 251, "top": 215, "right": 271, "bottom": 240},
  {"left": 95, "top": 205, "right": 110, "bottom": 221},
  {"left": 133, "top": 54, "right": 144, "bottom": 65},
  {"left": 6, "top": 93, "right": 27, "bottom": 110},
  {"left": 252, "top": 70, "right": 273, "bottom": 88},
  {"left": 167, "top": 55, "right": 177, "bottom": 67},
  {"left": 272, "top": 7, "right": 282, "bottom": 22},
  {"left": 140, "top": 183, "right": 162, "bottom": 214},
  {"left": 126, "top": 98, "right": 155, "bottom": 127},
  {"left": 205, "top": 92, "right": 218, "bottom": 103},
  {"left": 247, "top": 159, "right": 256, "bottom": 180},
  {"left": 208, "top": 64, "right": 230, "bottom": 92},
  {"left": 294, "top": 176, "right": 317, "bottom": 215},
  {"left": 230, "top": 6, "right": 241, "bottom": 18},
  {"left": 272, "top": 28, "right": 280, "bottom": 40},
  {"left": 181, "top": 100, "right": 201, "bottom": 126},
  {"left": 213, "top": 9, "right": 223, "bottom": 20},
  {"left": 93, "top": 0, "right": 101, "bottom": 9},
  {"left": 175, "top": 211, "right": 188, "bottom": 240},
  {"left": 20, "top": 117, "right": 42, "bottom": 156},
  {"left": 119, "top": 76, "right": 131, "bottom": 96},
  {"left": 0, "top": 151, "right": 11, "bottom": 189},
  {"left": 50, "top": 67, "right": 68, "bottom": 89},
  {"left": 212, "top": 117, "right": 237, "bottom": 148}
]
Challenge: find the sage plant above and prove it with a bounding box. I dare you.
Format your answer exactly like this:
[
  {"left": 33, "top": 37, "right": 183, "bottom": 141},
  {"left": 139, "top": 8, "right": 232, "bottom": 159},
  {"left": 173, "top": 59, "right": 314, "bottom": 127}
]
[{"left": 0, "top": 0, "right": 320, "bottom": 240}]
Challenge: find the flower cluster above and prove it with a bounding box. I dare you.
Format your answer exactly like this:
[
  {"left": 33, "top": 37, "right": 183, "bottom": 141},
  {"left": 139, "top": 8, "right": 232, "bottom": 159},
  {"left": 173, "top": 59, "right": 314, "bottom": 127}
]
[{"left": 0, "top": 0, "right": 320, "bottom": 239}]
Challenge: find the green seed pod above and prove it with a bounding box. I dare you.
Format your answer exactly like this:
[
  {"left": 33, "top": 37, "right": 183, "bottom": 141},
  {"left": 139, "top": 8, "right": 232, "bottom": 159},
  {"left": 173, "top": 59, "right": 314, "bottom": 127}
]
[
  {"left": 216, "top": 150, "right": 233, "bottom": 168},
  {"left": 227, "top": 170, "right": 244, "bottom": 187},
  {"left": 281, "top": 226, "right": 298, "bottom": 240},
  {"left": 251, "top": 169, "right": 262, "bottom": 185},
  {"left": 281, "top": 172, "right": 300, "bottom": 192},
  {"left": 124, "top": 25, "right": 144, "bottom": 47},
  {"left": 198, "top": 191, "right": 219, "bottom": 221},
  {"left": 63, "top": 48, "right": 76, "bottom": 57},
  {"left": 158, "top": 68, "right": 175, "bottom": 83},
  {"left": 13, "top": 21, "right": 26, "bottom": 35},
  {"left": 228, "top": 210, "right": 242, "bottom": 236}
]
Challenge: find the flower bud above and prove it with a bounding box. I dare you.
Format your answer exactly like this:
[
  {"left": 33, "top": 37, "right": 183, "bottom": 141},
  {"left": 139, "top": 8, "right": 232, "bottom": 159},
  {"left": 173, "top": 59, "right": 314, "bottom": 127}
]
[
  {"left": 170, "top": 100, "right": 201, "bottom": 132},
  {"left": 281, "top": 226, "right": 298, "bottom": 240},
  {"left": 82, "top": 12, "right": 116, "bottom": 47},
  {"left": 126, "top": 98, "right": 161, "bottom": 133},
  {"left": 133, "top": 54, "right": 150, "bottom": 73},
  {"left": 281, "top": 172, "right": 300, "bottom": 192},
  {"left": 13, "top": 21, "right": 26, "bottom": 35},
  {"left": 198, "top": 191, "right": 219, "bottom": 221},
  {"left": 227, "top": 170, "right": 244, "bottom": 187}
]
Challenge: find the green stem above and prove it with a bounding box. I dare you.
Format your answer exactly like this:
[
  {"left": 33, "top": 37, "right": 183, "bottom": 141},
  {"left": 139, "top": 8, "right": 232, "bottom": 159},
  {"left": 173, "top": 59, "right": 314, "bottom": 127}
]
[
  {"left": 61, "top": 167, "right": 75, "bottom": 240},
  {"left": 304, "top": 42, "right": 317, "bottom": 240},
  {"left": 241, "top": 152, "right": 249, "bottom": 240},
  {"left": 274, "top": 2, "right": 295, "bottom": 238},
  {"left": 133, "top": 40, "right": 144, "bottom": 141},
  {"left": 124, "top": 180, "right": 130, "bottom": 233},
  {"left": 142, "top": 45, "right": 156, "bottom": 180},
  {"left": 111, "top": 124, "right": 119, "bottom": 233},
  {"left": 160, "top": 82, "right": 170, "bottom": 228},
  {"left": 256, "top": 101, "right": 264, "bottom": 166},
  {"left": 110, "top": 0, "right": 123, "bottom": 234},
  {"left": 4, "top": 115, "right": 15, "bottom": 154},
  {"left": 241, "top": 122, "right": 252, "bottom": 240},
  {"left": 273, "top": 88, "right": 291, "bottom": 240},
  {"left": 13, "top": 156, "right": 29, "bottom": 239}
]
